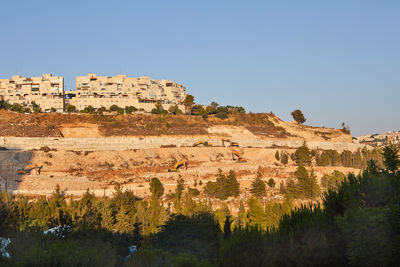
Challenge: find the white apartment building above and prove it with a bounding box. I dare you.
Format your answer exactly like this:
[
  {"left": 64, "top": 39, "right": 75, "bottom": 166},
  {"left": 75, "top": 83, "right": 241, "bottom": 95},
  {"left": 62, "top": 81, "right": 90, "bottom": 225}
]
[
  {"left": 69, "top": 74, "right": 187, "bottom": 112},
  {"left": 0, "top": 74, "right": 64, "bottom": 112}
]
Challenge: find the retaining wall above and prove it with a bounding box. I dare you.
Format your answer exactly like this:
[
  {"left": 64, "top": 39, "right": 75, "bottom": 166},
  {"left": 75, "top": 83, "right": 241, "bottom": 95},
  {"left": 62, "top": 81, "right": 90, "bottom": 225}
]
[{"left": 0, "top": 136, "right": 370, "bottom": 152}]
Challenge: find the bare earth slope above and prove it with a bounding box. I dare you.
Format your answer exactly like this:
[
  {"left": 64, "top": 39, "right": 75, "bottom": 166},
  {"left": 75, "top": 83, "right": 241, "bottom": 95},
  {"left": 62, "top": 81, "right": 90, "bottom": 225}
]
[
  {"left": 0, "top": 110, "right": 362, "bottom": 206},
  {"left": 0, "top": 110, "right": 350, "bottom": 142}
]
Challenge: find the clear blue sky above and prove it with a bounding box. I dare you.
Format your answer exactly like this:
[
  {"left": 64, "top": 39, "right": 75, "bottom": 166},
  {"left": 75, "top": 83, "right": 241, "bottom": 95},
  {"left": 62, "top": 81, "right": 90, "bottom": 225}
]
[{"left": 1, "top": 0, "right": 399, "bottom": 136}]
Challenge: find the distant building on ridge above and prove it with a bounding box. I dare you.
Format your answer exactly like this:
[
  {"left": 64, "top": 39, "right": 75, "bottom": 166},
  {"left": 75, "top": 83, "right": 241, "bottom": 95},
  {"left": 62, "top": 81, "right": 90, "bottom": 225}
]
[
  {"left": 0, "top": 73, "right": 188, "bottom": 113},
  {"left": 68, "top": 73, "right": 187, "bottom": 112},
  {"left": 0, "top": 74, "right": 64, "bottom": 112}
]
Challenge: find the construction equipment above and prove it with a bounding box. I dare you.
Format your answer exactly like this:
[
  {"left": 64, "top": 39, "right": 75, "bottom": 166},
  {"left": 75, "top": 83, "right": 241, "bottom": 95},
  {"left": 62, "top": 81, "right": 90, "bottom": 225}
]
[
  {"left": 168, "top": 159, "right": 188, "bottom": 172},
  {"left": 231, "top": 149, "right": 248, "bottom": 163},
  {"left": 221, "top": 138, "right": 239, "bottom": 147},
  {"left": 193, "top": 141, "right": 210, "bottom": 147},
  {"left": 16, "top": 164, "right": 42, "bottom": 175}
]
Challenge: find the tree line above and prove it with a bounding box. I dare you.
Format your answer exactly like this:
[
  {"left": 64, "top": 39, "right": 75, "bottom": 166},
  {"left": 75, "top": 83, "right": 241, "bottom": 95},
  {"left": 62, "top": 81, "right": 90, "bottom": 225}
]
[{"left": 274, "top": 144, "right": 384, "bottom": 170}]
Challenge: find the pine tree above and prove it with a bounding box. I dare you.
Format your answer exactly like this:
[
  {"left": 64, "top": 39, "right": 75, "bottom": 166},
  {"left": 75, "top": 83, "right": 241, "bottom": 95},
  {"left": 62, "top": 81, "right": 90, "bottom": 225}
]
[
  {"left": 275, "top": 150, "right": 280, "bottom": 161},
  {"left": 150, "top": 178, "right": 164, "bottom": 199},
  {"left": 281, "top": 152, "right": 289, "bottom": 164},
  {"left": 114, "top": 205, "right": 135, "bottom": 234},
  {"left": 146, "top": 198, "right": 167, "bottom": 235},
  {"left": 267, "top": 178, "right": 276, "bottom": 188},
  {"left": 382, "top": 144, "right": 400, "bottom": 174},
  {"left": 183, "top": 94, "right": 195, "bottom": 115},
  {"left": 247, "top": 197, "right": 268, "bottom": 229},
  {"left": 100, "top": 200, "right": 115, "bottom": 231},
  {"left": 293, "top": 144, "right": 312, "bottom": 166},
  {"left": 226, "top": 170, "right": 240, "bottom": 197},
  {"left": 250, "top": 176, "right": 266, "bottom": 199},
  {"left": 223, "top": 216, "right": 232, "bottom": 239}
]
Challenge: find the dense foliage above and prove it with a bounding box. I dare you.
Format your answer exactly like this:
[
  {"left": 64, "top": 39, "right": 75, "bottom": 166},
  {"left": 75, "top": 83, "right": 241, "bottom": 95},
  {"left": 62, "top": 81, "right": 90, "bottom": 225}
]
[
  {"left": 220, "top": 159, "right": 400, "bottom": 266},
  {"left": 1, "top": 147, "right": 399, "bottom": 266},
  {"left": 292, "top": 144, "right": 384, "bottom": 169},
  {"left": 204, "top": 170, "right": 240, "bottom": 200}
]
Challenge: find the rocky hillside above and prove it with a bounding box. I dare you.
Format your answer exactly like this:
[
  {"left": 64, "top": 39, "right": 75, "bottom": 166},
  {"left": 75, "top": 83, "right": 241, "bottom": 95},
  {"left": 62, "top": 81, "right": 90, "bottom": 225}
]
[{"left": 0, "top": 110, "right": 351, "bottom": 142}]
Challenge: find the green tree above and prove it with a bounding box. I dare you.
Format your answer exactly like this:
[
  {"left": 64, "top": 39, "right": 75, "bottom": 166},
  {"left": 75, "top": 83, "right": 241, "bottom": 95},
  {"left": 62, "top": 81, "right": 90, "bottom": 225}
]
[
  {"left": 341, "top": 150, "right": 353, "bottom": 167},
  {"left": 109, "top": 105, "right": 120, "bottom": 112},
  {"left": 204, "top": 169, "right": 240, "bottom": 200},
  {"left": 226, "top": 170, "right": 240, "bottom": 197},
  {"left": 363, "top": 159, "right": 380, "bottom": 176},
  {"left": 151, "top": 101, "right": 165, "bottom": 114},
  {"left": 321, "top": 170, "right": 346, "bottom": 190},
  {"left": 146, "top": 197, "right": 168, "bottom": 235},
  {"left": 31, "top": 101, "right": 42, "bottom": 113},
  {"left": 124, "top": 106, "right": 137, "bottom": 114},
  {"left": 223, "top": 215, "right": 232, "bottom": 239},
  {"left": 0, "top": 100, "right": 10, "bottom": 110},
  {"left": 288, "top": 166, "right": 321, "bottom": 199},
  {"left": 316, "top": 151, "right": 330, "bottom": 166},
  {"left": 81, "top": 105, "right": 95, "bottom": 114},
  {"left": 247, "top": 197, "right": 268, "bottom": 229},
  {"left": 275, "top": 150, "right": 280, "bottom": 161},
  {"left": 353, "top": 149, "right": 363, "bottom": 169},
  {"left": 293, "top": 144, "right": 312, "bottom": 166},
  {"left": 267, "top": 178, "right": 276, "bottom": 188},
  {"left": 183, "top": 94, "right": 195, "bottom": 115},
  {"left": 11, "top": 103, "right": 23, "bottom": 113},
  {"left": 250, "top": 172, "right": 266, "bottom": 199},
  {"left": 150, "top": 178, "right": 164, "bottom": 199},
  {"left": 168, "top": 104, "right": 182, "bottom": 115},
  {"left": 176, "top": 177, "right": 185, "bottom": 201},
  {"left": 148, "top": 213, "right": 222, "bottom": 261},
  {"left": 340, "top": 122, "right": 351, "bottom": 134},
  {"left": 280, "top": 152, "right": 289, "bottom": 164},
  {"left": 382, "top": 144, "right": 400, "bottom": 174},
  {"left": 237, "top": 199, "right": 247, "bottom": 227},
  {"left": 65, "top": 104, "right": 76, "bottom": 113},
  {"left": 291, "top": 109, "right": 306, "bottom": 124}
]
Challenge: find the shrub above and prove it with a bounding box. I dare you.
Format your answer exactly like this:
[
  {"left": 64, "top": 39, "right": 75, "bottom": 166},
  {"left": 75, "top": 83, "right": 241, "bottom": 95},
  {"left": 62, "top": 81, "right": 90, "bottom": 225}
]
[
  {"left": 168, "top": 104, "right": 182, "bottom": 115},
  {"left": 267, "top": 178, "right": 276, "bottom": 188},
  {"left": 66, "top": 104, "right": 76, "bottom": 113},
  {"left": 280, "top": 152, "right": 289, "bottom": 164},
  {"left": 124, "top": 106, "right": 137, "bottom": 114},
  {"left": 215, "top": 111, "right": 228, "bottom": 120},
  {"left": 81, "top": 106, "right": 95, "bottom": 114}
]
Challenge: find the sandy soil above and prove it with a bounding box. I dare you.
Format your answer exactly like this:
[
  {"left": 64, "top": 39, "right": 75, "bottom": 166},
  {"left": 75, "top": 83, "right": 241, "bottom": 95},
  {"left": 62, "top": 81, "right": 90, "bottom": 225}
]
[{"left": 2, "top": 147, "right": 359, "bottom": 202}]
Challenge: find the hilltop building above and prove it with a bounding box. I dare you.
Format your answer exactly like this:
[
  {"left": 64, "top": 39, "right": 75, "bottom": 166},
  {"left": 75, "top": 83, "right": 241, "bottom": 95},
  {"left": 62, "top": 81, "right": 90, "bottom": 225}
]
[
  {"left": 0, "top": 74, "right": 64, "bottom": 112},
  {"left": 68, "top": 74, "right": 187, "bottom": 111},
  {"left": 0, "top": 73, "right": 188, "bottom": 113},
  {"left": 355, "top": 131, "right": 400, "bottom": 146}
]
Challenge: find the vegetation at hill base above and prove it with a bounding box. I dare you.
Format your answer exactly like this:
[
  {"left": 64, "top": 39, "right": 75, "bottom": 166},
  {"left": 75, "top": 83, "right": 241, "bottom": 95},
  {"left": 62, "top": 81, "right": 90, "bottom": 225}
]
[
  {"left": 290, "top": 143, "right": 384, "bottom": 170},
  {"left": 0, "top": 145, "right": 399, "bottom": 266},
  {"left": 0, "top": 106, "right": 292, "bottom": 138}
]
